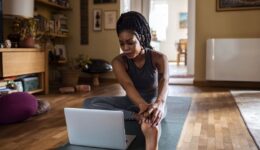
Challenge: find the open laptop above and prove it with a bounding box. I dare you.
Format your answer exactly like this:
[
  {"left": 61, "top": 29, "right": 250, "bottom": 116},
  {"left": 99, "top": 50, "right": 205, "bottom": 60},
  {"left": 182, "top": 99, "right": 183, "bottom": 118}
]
[{"left": 64, "top": 108, "right": 136, "bottom": 150}]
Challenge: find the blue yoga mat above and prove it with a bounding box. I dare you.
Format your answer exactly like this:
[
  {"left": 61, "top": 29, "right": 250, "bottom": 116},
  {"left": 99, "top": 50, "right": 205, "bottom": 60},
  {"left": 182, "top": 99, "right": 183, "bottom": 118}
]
[{"left": 58, "top": 96, "right": 191, "bottom": 150}]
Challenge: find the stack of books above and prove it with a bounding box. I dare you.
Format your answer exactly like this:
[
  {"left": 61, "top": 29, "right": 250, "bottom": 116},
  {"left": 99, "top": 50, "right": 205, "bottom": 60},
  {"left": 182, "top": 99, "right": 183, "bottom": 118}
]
[
  {"left": 0, "top": 80, "right": 18, "bottom": 95},
  {"left": 53, "top": 14, "right": 69, "bottom": 35}
]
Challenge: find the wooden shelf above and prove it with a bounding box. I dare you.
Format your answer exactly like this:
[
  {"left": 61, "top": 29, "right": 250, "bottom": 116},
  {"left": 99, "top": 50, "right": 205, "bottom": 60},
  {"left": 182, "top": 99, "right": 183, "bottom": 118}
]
[
  {"left": 36, "top": 0, "right": 72, "bottom": 10},
  {"left": 0, "top": 48, "right": 43, "bottom": 52},
  {"left": 28, "top": 88, "right": 44, "bottom": 94},
  {"left": 37, "top": 31, "right": 68, "bottom": 38},
  {"left": 0, "top": 49, "right": 46, "bottom": 94}
]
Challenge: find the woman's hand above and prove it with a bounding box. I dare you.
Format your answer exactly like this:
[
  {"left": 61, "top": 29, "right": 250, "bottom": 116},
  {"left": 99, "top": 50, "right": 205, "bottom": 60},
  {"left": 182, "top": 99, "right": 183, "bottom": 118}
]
[{"left": 138, "top": 102, "right": 165, "bottom": 127}]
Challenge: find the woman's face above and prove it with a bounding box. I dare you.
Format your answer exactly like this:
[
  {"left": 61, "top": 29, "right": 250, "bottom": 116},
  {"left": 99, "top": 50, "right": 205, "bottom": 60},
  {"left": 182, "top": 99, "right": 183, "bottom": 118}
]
[{"left": 118, "top": 30, "right": 142, "bottom": 59}]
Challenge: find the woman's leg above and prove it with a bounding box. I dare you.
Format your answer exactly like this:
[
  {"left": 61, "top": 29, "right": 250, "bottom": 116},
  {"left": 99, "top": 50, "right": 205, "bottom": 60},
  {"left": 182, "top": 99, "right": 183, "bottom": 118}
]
[
  {"left": 141, "top": 102, "right": 167, "bottom": 150},
  {"left": 83, "top": 96, "right": 138, "bottom": 120},
  {"left": 141, "top": 121, "right": 160, "bottom": 150}
]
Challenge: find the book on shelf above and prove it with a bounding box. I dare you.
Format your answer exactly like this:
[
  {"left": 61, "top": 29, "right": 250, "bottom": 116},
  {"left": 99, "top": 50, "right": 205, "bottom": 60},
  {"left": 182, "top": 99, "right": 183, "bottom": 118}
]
[{"left": 0, "top": 88, "right": 18, "bottom": 95}]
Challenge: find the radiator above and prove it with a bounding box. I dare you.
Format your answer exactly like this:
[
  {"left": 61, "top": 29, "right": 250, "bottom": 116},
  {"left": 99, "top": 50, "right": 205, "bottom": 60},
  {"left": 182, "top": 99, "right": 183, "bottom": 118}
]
[{"left": 206, "top": 38, "right": 260, "bottom": 82}]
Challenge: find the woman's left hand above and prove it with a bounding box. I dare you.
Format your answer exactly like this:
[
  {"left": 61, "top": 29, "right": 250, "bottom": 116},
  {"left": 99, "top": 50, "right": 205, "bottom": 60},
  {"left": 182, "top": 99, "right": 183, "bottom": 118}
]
[
  {"left": 150, "top": 101, "right": 164, "bottom": 127},
  {"left": 141, "top": 101, "right": 164, "bottom": 127}
]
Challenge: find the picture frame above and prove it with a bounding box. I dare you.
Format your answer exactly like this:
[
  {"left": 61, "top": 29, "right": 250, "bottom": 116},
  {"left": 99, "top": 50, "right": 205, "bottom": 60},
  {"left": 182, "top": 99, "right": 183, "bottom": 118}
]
[
  {"left": 104, "top": 10, "right": 117, "bottom": 30},
  {"left": 217, "top": 0, "right": 260, "bottom": 11},
  {"left": 93, "top": 9, "right": 102, "bottom": 31},
  {"left": 179, "top": 12, "right": 188, "bottom": 29},
  {"left": 54, "top": 44, "right": 67, "bottom": 60},
  {"left": 93, "top": 0, "right": 116, "bottom": 4}
]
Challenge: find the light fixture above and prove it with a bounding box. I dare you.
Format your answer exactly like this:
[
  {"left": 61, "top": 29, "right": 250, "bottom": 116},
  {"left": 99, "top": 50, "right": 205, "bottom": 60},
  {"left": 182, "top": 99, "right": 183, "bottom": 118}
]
[
  {"left": 3, "top": 0, "right": 34, "bottom": 19},
  {"left": 2, "top": 0, "right": 35, "bottom": 48}
]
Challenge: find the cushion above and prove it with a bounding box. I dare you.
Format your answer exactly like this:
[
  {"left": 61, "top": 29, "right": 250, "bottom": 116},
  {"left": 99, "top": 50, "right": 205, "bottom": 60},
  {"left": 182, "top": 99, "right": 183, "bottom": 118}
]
[
  {"left": 0, "top": 92, "right": 38, "bottom": 124},
  {"left": 83, "top": 59, "right": 112, "bottom": 73}
]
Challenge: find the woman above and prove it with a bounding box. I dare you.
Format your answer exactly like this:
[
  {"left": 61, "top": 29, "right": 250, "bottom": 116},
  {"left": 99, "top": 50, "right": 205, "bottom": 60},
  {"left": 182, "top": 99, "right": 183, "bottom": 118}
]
[{"left": 84, "top": 11, "right": 169, "bottom": 150}]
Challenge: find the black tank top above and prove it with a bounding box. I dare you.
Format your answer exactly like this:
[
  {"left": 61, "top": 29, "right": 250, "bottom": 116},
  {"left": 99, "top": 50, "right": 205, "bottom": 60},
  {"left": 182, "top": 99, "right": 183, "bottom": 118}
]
[{"left": 124, "top": 49, "right": 158, "bottom": 102}]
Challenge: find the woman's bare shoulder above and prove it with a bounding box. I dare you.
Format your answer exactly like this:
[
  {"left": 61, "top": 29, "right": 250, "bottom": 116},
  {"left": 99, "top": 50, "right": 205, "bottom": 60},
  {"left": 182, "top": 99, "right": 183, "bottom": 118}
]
[
  {"left": 150, "top": 50, "right": 167, "bottom": 62},
  {"left": 112, "top": 54, "right": 124, "bottom": 64}
]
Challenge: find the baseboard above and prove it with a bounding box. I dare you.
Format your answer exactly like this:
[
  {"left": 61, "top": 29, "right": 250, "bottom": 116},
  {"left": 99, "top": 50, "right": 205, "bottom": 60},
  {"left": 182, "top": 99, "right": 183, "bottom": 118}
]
[{"left": 194, "top": 80, "right": 260, "bottom": 89}]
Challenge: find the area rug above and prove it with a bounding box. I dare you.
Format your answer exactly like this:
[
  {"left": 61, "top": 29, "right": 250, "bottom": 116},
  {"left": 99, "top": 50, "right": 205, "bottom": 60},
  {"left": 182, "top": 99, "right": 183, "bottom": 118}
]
[
  {"left": 58, "top": 96, "right": 192, "bottom": 150},
  {"left": 231, "top": 91, "right": 260, "bottom": 149}
]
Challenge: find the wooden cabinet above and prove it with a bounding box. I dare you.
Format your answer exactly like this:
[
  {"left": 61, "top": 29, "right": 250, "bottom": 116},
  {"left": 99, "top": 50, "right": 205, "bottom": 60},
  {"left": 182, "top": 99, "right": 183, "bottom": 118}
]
[{"left": 0, "top": 48, "right": 47, "bottom": 94}]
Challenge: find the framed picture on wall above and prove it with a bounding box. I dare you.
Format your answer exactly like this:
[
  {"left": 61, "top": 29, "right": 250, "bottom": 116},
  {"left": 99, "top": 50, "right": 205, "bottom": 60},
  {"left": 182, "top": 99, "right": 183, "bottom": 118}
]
[
  {"left": 104, "top": 10, "right": 117, "bottom": 30},
  {"left": 94, "top": 0, "right": 116, "bottom": 4},
  {"left": 54, "top": 44, "right": 67, "bottom": 60},
  {"left": 217, "top": 0, "right": 260, "bottom": 11},
  {"left": 93, "top": 9, "right": 102, "bottom": 31},
  {"left": 179, "top": 12, "right": 188, "bottom": 29}
]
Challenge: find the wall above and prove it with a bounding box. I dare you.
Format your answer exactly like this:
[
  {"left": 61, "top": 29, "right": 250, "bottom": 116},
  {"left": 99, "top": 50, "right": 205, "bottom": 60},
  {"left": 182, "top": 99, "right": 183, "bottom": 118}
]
[
  {"left": 187, "top": 0, "right": 195, "bottom": 75},
  {"left": 66, "top": 1, "right": 120, "bottom": 78},
  {"left": 158, "top": 0, "right": 188, "bottom": 61},
  {"left": 195, "top": 0, "right": 260, "bottom": 81}
]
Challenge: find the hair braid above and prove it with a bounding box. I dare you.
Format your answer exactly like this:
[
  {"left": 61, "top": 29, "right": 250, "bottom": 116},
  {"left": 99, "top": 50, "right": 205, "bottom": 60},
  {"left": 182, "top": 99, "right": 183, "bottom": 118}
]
[{"left": 116, "top": 11, "right": 152, "bottom": 49}]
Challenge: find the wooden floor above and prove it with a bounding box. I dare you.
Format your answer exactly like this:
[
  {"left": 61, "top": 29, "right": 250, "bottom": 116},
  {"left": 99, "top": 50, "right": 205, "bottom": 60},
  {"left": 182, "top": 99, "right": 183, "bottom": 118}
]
[{"left": 0, "top": 82, "right": 258, "bottom": 150}]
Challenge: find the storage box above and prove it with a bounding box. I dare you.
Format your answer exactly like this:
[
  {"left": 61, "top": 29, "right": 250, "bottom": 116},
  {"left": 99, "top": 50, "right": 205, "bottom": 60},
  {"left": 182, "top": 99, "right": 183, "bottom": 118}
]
[
  {"left": 22, "top": 77, "right": 40, "bottom": 92},
  {"left": 14, "top": 81, "right": 24, "bottom": 92}
]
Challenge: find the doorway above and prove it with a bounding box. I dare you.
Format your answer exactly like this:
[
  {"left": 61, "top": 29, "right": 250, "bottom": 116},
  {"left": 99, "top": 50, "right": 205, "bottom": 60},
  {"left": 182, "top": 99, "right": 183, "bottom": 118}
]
[
  {"left": 120, "top": 0, "right": 195, "bottom": 84},
  {"left": 149, "top": 0, "right": 194, "bottom": 84}
]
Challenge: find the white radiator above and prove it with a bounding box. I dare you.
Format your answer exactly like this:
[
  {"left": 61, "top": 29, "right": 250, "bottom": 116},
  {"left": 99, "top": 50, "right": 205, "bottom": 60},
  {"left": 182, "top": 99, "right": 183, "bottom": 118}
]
[{"left": 206, "top": 38, "right": 260, "bottom": 82}]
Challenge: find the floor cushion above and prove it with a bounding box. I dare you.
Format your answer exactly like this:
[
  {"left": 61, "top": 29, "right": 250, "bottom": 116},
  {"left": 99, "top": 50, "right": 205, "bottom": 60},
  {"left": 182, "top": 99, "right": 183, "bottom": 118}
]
[
  {"left": 83, "top": 59, "right": 112, "bottom": 74},
  {"left": 0, "top": 92, "right": 38, "bottom": 124}
]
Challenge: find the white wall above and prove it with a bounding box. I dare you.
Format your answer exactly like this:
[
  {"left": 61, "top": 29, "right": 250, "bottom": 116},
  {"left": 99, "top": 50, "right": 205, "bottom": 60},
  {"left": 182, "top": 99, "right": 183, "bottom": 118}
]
[
  {"left": 159, "top": 0, "right": 188, "bottom": 61},
  {"left": 187, "top": 0, "right": 195, "bottom": 75}
]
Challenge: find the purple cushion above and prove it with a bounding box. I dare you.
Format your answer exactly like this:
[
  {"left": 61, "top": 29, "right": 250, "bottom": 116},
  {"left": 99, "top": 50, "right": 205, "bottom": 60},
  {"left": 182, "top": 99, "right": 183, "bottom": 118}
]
[{"left": 0, "top": 92, "right": 38, "bottom": 124}]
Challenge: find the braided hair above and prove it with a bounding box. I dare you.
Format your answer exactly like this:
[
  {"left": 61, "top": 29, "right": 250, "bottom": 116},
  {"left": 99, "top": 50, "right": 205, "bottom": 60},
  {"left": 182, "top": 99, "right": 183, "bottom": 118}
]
[{"left": 116, "top": 11, "right": 152, "bottom": 49}]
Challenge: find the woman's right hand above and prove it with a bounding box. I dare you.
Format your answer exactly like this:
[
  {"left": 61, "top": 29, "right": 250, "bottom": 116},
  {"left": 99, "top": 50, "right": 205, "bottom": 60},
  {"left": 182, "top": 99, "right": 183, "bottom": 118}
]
[{"left": 137, "top": 103, "right": 153, "bottom": 124}]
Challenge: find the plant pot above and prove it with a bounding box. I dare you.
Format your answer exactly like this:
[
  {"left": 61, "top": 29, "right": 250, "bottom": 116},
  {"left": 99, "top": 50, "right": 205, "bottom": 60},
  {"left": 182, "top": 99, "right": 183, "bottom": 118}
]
[
  {"left": 61, "top": 70, "right": 80, "bottom": 86},
  {"left": 20, "top": 36, "right": 35, "bottom": 48}
]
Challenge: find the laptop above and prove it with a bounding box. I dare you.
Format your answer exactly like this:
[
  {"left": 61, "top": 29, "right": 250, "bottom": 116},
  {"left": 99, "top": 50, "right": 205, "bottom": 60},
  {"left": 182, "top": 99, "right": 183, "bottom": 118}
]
[{"left": 64, "top": 108, "right": 136, "bottom": 150}]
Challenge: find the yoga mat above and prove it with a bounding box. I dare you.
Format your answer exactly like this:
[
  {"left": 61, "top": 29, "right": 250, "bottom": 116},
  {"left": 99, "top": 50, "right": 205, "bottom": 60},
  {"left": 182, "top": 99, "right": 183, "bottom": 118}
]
[{"left": 58, "top": 96, "right": 191, "bottom": 150}]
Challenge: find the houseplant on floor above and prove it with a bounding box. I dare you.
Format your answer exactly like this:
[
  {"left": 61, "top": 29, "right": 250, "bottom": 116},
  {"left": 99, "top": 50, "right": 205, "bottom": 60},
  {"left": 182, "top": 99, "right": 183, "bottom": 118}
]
[{"left": 60, "top": 54, "right": 91, "bottom": 86}]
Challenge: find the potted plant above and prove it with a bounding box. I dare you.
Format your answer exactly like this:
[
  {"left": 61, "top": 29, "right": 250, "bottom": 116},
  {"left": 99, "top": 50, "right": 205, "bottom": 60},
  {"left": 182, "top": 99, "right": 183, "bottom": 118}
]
[
  {"left": 19, "top": 18, "right": 37, "bottom": 48},
  {"left": 60, "top": 54, "right": 91, "bottom": 86}
]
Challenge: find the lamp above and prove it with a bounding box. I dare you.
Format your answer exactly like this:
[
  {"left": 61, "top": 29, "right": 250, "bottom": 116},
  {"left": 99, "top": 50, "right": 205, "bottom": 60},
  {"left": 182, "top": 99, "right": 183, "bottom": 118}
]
[
  {"left": 3, "top": 0, "right": 35, "bottom": 48},
  {"left": 3, "top": 0, "right": 34, "bottom": 19}
]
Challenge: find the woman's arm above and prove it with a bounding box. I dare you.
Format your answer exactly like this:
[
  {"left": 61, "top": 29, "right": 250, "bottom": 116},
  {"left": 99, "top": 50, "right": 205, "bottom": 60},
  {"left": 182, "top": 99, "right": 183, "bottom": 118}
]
[
  {"left": 147, "top": 51, "right": 169, "bottom": 126},
  {"left": 112, "top": 55, "right": 148, "bottom": 107},
  {"left": 155, "top": 52, "right": 169, "bottom": 106}
]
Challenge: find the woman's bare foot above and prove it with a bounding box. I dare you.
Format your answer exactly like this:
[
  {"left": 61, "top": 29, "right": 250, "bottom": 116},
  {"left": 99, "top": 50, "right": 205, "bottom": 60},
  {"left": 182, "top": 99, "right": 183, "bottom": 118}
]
[{"left": 141, "top": 120, "right": 159, "bottom": 150}]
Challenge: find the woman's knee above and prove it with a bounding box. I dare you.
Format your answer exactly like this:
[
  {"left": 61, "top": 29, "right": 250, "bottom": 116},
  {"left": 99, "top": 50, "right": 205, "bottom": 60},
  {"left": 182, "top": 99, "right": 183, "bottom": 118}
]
[{"left": 141, "top": 123, "right": 159, "bottom": 136}]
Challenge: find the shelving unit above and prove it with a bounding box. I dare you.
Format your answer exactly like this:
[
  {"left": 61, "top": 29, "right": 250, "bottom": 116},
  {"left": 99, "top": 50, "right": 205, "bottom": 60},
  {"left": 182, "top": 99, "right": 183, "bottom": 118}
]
[
  {"left": 36, "top": 0, "right": 72, "bottom": 10},
  {"left": 37, "top": 31, "right": 68, "bottom": 38},
  {"left": 0, "top": 48, "right": 46, "bottom": 94},
  {"left": 35, "top": 0, "right": 71, "bottom": 89}
]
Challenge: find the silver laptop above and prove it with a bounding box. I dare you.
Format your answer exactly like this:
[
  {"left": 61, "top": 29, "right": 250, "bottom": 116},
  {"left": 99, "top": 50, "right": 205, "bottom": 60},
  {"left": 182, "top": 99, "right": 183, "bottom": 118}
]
[{"left": 64, "top": 108, "right": 136, "bottom": 150}]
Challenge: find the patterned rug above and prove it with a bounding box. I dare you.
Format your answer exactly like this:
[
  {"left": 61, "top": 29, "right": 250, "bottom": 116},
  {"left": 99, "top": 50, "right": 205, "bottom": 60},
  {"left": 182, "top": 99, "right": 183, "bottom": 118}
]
[{"left": 231, "top": 91, "right": 260, "bottom": 149}]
